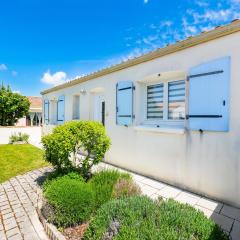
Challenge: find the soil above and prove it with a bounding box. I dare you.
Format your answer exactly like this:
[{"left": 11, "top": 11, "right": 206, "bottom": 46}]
[{"left": 63, "top": 223, "right": 89, "bottom": 240}]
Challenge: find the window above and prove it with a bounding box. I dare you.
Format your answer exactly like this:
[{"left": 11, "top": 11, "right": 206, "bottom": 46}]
[
  {"left": 57, "top": 95, "right": 65, "bottom": 124},
  {"left": 72, "top": 95, "right": 80, "bottom": 120},
  {"left": 146, "top": 80, "right": 185, "bottom": 122},
  {"left": 147, "top": 84, "right": 164, "bottom": 120},
  {"left": 44, "top": 100, "right": 49, "bottom": 124},
  {"left": 168, "top": 80, "right": 185, "bottom": 120}
]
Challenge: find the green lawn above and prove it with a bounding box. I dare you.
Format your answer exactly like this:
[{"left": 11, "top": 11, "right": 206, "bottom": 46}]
[{"left": 0, "top": 144, "right": 48, "bottom": 183}]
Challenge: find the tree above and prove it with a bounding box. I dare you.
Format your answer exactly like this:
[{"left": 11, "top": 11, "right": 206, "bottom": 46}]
[{"left": 0, "top": 84, "right": 30, "bottom": 126}]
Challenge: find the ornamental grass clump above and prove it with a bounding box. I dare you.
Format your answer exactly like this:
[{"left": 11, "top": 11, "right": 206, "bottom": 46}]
[
  {"left": 41, "top": 121, "right": 111, "bottom": 179},
  {"left": 9, "top": 132, "right": 29, "bottom": 144},
  {"left": 84, "top": 196, "right": 229, "bottom": 240},
  {"left": 89, "top": 170, "right": 131, "bottom": 207},
  {"left": 112, "top": 178, "right": 141, "bottom": 198}
]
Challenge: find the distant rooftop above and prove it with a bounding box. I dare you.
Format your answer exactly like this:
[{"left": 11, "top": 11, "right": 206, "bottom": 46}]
[{"left": 27, "top": 96, "right": 42, "bottom": 111}]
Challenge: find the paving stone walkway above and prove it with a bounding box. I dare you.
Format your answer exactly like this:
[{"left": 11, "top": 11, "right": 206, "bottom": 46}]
[
  {"left": 0, "top": 167, "right": 52, "bottom": 240},
  {"left": 0, "top": 165, "right": 240, "bottom": 240}
]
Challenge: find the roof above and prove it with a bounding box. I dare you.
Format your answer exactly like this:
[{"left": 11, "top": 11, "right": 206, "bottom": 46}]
[
  {"left": 41, "top": 19, "right": 240, "bottom": 95},
  {"left": 27, "top": 96, "right": 42, "bottom": 111}
]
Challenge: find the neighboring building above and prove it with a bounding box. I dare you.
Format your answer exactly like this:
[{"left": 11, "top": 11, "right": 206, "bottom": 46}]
[
  {"left": 41, "top": 20, "right": 240, "bottom": 208},
  {"left": 16, "top": 96, "right": 42, "bottom": 126}
]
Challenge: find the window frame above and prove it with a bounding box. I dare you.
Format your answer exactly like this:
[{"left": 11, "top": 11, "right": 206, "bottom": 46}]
[
  {"left": 142, "top": 78, "right": 186, "bottom": 127},
  {"left": 72, "top": 95, "right": 80, "bottom": 120}
]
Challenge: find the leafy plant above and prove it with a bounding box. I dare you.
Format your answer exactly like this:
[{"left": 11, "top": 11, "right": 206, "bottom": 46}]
[
  {"left": 41, "top": 121, "right": 111, "bottom": 178},
  {"left": 0, "top": 84, "right": 30, "bottom": 126},
  {"left": 89, "top": 170, "right": 131, "bottom": 207},
  {"left": 43, "top": 170, "right": 85, "bottom": 191},
  {"left": 43, "top": 177, "right": 95, "bottom": 228},
  {"left": 112, "top": 178, "right": 141, "bottom": 199},
  {"left": 9, "top": 132, "right": 29, "bottom": 143},
  {"left": 84, "top": 196, "right": 229, "bottom": 240}
]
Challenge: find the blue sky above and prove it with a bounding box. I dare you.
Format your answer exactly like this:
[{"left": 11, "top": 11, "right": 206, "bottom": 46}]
[{"left": 0, "top": 0, "right": 239, "bottom": 96}]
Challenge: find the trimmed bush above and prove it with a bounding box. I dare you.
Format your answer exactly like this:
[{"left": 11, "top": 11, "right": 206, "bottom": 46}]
[
  {"left": 41, "top": 121, "right": 111, "bottom": 178},
  {"left": 84, "top": 196, "right": 228, "bottom": 240},
  {"left": 44, "top": 177, "right": 95, "bottom": 228},
  {"left": 112, "top": 178, "right": 141, "bottom": 198},
  {"left": 43, "top": 170, "right": 85, "bottom": 191},
  {"left": 89, "top": 170, "right": 131, "bottom": 207}
]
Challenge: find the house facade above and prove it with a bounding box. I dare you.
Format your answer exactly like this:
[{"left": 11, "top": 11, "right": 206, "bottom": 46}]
[
  {"left": 16, "top": 96, "right": 42, "bottom": 127},
  {"left": 41, "top": 20, "right": 240, "bottom": 208}
]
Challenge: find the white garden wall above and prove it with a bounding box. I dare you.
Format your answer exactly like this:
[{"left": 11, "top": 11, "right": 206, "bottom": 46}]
[{"left": 0, "top": 127, "right": 42, "bottom": 148}]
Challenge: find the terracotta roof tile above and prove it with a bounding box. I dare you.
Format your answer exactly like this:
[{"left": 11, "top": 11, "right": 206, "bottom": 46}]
[{"left": 27, "top": 96, "right": 42, "bottom": 109}]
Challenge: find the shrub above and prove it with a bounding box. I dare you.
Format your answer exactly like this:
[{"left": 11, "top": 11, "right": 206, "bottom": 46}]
[
  {"left": 42, "top": 170, "right": 85, "bottom": 191},
  {"left": 41, "top": 121, "right": 111, "bottom": 178},
  {"left": 89, "top": 170, "right": 131, "bottom": 207},
  {"left": 44, "top": 177, "right": 95, "bottom": 228},
  {"left": 112, "top": 178, "right": 141, "bottom": 199},
  {"left": 84, "top": 196, "right": 228, "bottom": 240},
  {"left": 9, "top": 132, "right": 29, "bottom": 144}
]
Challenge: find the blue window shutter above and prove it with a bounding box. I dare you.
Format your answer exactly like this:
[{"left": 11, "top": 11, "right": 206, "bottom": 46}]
[
  {"left": 44, "top": 100, "right": 49, "bottom": 124},
  {"left": 57, "top": 95, "right": 65, "bottom": 124},
  {"left": 116, "top": 81, "right": 134, "bottom": 126},
  {"left": 188, "top": 56, "right": 230, "bottom": 132}
]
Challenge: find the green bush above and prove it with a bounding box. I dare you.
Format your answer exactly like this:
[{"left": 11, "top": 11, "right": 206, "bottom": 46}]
[
  {"left": 41, "top": 121, "right": 111, "bottom": 178},
  {"left": 44, "top": 177, "right": 95, "bottom": 228},
  {"left": 9, "top": 132, "right": 29, "bottom": 143},
  {"left": 84, "top": 196, "right": 228, "bottom": 240},
  {"left": 89, "top": 170, "right": 131, "bottom": 207},
  {"left": 43, "top": 170, "right": 85, "bottom": 191}
]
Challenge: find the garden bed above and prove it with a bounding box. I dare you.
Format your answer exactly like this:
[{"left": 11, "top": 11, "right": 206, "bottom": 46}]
[
  {"left": 40, "top": 168, "right": 229, "bottom": 240},
  {"left": 40, "top": 120, "right": 229, "bottom": 240}
]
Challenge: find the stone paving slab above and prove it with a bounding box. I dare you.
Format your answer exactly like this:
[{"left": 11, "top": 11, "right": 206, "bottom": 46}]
[
  {"left": 0, "top": 167, "right": 52, "bottom": 240},
  {"left": 97, "top": 162, "right": 240, "bottom": 240}
]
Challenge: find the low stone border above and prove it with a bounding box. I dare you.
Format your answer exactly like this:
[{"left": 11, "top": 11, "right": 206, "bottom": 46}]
[{"left": 37, "top": 197, "right": 66, "bottom": 240}]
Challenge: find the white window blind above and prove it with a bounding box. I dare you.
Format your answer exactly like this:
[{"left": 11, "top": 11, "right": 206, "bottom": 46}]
[
  {"left": 147, "top": 84, "right": 164, "bottom": 119},
  {"left": 168, "top": 80, "right": 185, "bottom": 120}
]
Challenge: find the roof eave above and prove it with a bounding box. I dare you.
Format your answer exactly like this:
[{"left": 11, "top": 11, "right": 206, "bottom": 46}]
[{"left": 41, "top": 20, "right": 240, "bottom": 95}]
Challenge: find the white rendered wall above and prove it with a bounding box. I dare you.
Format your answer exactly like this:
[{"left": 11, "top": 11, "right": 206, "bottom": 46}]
[
  {"left": 0, "top": 127, "right": 42, "bottom": 148},
  {"left": 42, "top": 32, "right": 240, "bottom": 207}
]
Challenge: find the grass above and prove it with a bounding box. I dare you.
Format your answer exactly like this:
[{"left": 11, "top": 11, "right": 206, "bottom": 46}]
[{"left": 0, "top": 144, "right": 48, "bottom": 183}]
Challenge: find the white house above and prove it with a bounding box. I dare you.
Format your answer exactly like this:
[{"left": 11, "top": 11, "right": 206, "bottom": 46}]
[
  {"left": 41, "top": 20, "right": 240, "bottom": 208},
  {"left": 16, "top": 96, "right": 42, "bottom": 126}
]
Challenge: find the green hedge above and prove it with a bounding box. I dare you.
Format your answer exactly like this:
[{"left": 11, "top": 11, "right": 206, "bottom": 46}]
[
  {"left": 44, "top": 177, "right": 95, "bottom": 228},
  {"left": 43, "top": 169, "right": 139, "bottom": 228},
  {"left": 84, "top": 196, "right": 228, "bottom": 240}
]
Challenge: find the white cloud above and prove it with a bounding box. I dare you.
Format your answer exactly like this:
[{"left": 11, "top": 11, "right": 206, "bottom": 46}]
[
  {"left": 13, "top": 90, "right": 21, "bottom": 94},
  {"left": 12, "top": 71, "right": 18, "bottom": 77},
  {"left": 0, "top": 64, "right": 7, "bottom": 71},
  {"left": 160, "top": 20, "right": 173, "bottom": 27},
  {"left": 41, "top": 70, "right": 68, "bottom": 85},
  {"left": 195, "top": 0, "right": 209, "bottom": 7}
]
